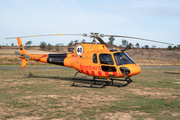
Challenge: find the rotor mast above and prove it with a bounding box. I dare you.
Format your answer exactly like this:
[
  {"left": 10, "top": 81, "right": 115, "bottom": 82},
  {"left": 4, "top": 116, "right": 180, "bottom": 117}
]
[{"left": 83, "top": 32, "right": 107, "bottom": 45}]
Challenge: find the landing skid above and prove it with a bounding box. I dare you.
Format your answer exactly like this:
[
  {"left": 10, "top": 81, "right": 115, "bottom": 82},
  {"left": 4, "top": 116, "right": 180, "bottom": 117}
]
[{"left": 71, "top": 71, "right": 133, "bottom": 88}]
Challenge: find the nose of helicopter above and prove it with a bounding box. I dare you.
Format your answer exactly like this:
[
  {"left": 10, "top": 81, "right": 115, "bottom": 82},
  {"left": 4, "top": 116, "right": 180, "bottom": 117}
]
[{"left": 120, "top": 64, "right": 141, "bottom": 76}]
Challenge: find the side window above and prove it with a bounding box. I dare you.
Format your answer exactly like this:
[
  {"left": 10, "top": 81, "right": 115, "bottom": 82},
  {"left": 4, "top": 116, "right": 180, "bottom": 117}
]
[
  {"left": 93, "top": 54, "right": 98, "bottom": 63},
  {"left": 101, "top": 66, "right": 116, "bottom": 72},
  {"left": 99, "top": 54, "right": 114, "bottom": 65}
]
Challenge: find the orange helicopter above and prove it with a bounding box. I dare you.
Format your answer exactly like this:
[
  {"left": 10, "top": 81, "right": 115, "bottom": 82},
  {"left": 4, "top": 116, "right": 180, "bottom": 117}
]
[{"left": 6, "top": 33, "right": 173, "bottom": 88}]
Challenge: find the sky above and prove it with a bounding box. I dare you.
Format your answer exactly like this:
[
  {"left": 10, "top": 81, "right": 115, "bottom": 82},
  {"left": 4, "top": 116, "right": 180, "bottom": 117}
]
[{"left": 0, "top": 0, "right": 180, "bottom": 48}]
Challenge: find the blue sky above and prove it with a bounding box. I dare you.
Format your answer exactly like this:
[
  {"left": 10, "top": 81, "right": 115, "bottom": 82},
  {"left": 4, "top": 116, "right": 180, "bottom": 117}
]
[{"left": 0, "top": 0, "right": 180, "bottom": 48}]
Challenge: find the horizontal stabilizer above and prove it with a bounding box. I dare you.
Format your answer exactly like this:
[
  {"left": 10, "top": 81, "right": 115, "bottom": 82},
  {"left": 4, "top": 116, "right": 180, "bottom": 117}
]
[
  {"left": 14, "top": 51, "right": 30, "bottom": 58},
  {"left": 14, "top": 51, "right": 21, "bottom": 55},
  {"left": 23, "top": 55, "right": 30, "bottom": 59}
]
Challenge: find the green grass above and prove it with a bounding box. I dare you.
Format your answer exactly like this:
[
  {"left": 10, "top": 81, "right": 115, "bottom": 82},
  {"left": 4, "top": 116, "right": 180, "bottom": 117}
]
[{"left": 0, "top": 69, "right": 180, "bottom": 119}]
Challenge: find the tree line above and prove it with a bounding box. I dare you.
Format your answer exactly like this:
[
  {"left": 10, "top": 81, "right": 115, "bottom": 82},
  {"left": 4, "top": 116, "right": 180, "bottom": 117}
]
[
  {"left": 167, "top": 45, "right": 180, "bottom": 50},
  {"left": 4, "top": 37, "right": 178, "bottom": 51},
  {"left": 39, "top": 42, "right": 64, "bottom": 51}
]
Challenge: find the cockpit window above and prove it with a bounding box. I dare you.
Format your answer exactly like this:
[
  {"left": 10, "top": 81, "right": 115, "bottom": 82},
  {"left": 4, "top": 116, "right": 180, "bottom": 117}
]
[
  {"left": 99, "top": 54, "right": 114, "bottom": 65},
  {"left": 114, "top": 52, "right": 135, "bottom": 65},
  {"left": 93, "top": 54, "right": 98, "bottom": 63}
]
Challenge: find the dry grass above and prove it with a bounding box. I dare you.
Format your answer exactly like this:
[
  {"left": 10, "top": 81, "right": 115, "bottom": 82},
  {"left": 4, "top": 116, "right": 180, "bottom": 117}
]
[
  {"left": 0, "top": 54, "right": 48, "bottom": 65},
  {"left": 0, "top": 48, "right": 180, "bottom": 65},
  {"left": 0, "top": 49, "right": 62, "bottom": 54},
  {"left": 0, "top": 49, "right": 62, "bottom": 65},
  {"left": 0, "top": 69, "right": 180, "bottom": 119},
  {"left": 126, "top": 49, "right": 180, "bottom": 65}
]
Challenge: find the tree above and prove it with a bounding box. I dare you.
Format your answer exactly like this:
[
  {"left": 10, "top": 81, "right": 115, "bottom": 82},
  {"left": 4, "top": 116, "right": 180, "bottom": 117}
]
[
  {"left": 11, "top": 43, "right": 14, "bottom": 46},
  {"left": 119, "top": 44, "right": 123, "bottom": 49},
  {"left": 55, "top": 43, "right": 64, "bottom": 51},
  {"left": 108, "top": 36, "right": 115, "bottom": 45},
  {"left": 74, "top": 40, "right": 79, "bottom": 45},
  {"left": 145, "top": 45, "right": 149, "bottom": 49},
  {"left": 135, "top": 43, "right": 140, "bottom": 48},
  {"left": 39, "top": 42, "right": 47, "bottom": 49},
  {"left": 173, "top": 46, "right": 177, "bottom": 50},
  {"left": 47, "top": 43, "right": 53, "bottom": 50},
  {"left": 81, "top": 39, "right": 86, "bottom": 43},
  {"left": 177, "top": 45, "right": 180, "bottom": 50},
  {"left": 25, "top": 41, "right": 32, "bottom": 46},
  {"left": 127, "top": 43, "right": 133, "bottom": 49},
  {"left": 152, "top": 45, "right": 156, "bottom": 49},
  {"left": 68, "top": 41, "right": 74, "bottom": 46},
  {"left": 167, "top": 46, "right": 172, "bottom": 50},
  {"left": 122, "top": 39, "right": 128, "bottom": 47},
  {"left": 131, "top": 43, "right": 134, "bottom": 48}
]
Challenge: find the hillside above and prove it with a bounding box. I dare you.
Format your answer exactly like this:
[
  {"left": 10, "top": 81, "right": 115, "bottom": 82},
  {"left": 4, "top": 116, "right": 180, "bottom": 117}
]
[
  {"left": 126, "top": 49, "right": 180, "bottom": 65},
  {"left": 126, "top": 49, "right": 180, "bottom": 60}
]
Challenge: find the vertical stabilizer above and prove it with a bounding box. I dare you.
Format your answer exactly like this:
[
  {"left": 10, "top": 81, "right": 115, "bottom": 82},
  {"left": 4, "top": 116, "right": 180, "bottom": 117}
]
[
  {"left": 17, "top": 38, "right": 26, "bottom": 55},
  {"left": 17, "top": 38, "right": 27, "bottom": 69}
]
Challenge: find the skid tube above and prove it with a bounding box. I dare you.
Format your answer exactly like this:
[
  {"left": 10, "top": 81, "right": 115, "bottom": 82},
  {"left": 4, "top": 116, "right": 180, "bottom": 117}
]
[{"left": 71, "top": 71, "right": 133, "bottom": 88}]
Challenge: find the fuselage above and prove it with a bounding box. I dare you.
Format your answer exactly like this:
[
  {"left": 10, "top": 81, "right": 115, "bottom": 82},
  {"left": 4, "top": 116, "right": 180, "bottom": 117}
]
[{"left": 25, "top": 43, "right": 141, "bottom": 78}]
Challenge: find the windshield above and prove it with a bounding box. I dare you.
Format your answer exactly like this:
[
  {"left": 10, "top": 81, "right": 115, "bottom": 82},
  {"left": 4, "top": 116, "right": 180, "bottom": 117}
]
[{"left": 114, "top": 52, "right": 135, "bottom": 65}]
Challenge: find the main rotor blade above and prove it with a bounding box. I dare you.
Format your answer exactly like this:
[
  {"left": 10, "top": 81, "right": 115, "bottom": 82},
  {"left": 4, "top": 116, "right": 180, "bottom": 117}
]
[
  {"left": 5, "top": 34, "right": 84, "bottom": 39},
  {"left": 6, "top": 33, "right": 174, "bottom": 46},
  {"left": 104, "top": 35, "right": 174, "bottom": 45}
]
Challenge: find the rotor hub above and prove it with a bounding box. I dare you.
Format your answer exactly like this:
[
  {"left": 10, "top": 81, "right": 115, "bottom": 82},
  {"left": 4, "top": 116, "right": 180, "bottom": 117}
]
[{"left": 83, "top": 33, "right": 104, "bottom": 38}]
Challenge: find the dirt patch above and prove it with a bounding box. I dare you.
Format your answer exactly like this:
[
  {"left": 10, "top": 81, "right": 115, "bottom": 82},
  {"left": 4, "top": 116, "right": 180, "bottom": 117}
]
[
  {"left": 7, "top": 116, "right": 42, "bottom": 120},
  {"left": 171, "top": 112, "right": 180, "bottom": 117},
  {"left": 97, "top": 111, "right": 150, "bottom": 120},
  {"left": 97, "top": 112, "right": 133, "bottom": 120},
  {"left": 128, "top": 88, "right": 178, "bottom": 99},
  {"left": 23, "top": 95, "right": 69, "bottom": 99},
  {"left": 174, "top": 82, "right": 180, "bottom": 84}
]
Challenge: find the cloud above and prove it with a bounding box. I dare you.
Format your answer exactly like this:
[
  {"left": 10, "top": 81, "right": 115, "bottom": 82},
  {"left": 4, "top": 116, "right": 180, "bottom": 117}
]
[{"left": 130, "top": 0, "right": 180, "bottom": 17}]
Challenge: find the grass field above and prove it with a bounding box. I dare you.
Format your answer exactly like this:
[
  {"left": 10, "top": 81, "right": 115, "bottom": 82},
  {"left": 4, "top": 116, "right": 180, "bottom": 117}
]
[{"left": 0, "top": 68, "right": 180, "bottom": 120}]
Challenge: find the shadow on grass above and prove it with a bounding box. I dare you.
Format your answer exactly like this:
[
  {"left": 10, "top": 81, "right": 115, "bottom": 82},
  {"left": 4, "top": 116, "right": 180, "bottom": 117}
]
[
  {"left": 164, "top": 72, "right": 180, "bottom": 74},
  {"left": 26, "top": 72, "right": 130, "bottom": 88}
]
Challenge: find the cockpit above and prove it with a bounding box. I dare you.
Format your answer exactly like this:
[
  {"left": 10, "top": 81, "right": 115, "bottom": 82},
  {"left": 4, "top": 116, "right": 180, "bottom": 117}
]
[
  {"left": 93, "top": 52, "right": 137, "bottom": 75},
  {"left": 96, "top": 52, "right": 135, "bottom": 66},
  {"left": 114, "top": 52, "right": 136, "bottom": 65}
]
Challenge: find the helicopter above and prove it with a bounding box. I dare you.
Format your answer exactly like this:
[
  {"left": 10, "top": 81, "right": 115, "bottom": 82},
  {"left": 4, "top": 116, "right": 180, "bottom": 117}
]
[{"left": 6, "top": 33, "right": 174, "bottom": 88}]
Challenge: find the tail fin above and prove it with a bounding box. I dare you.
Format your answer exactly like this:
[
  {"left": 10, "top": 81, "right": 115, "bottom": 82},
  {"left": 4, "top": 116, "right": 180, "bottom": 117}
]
[
  {"left": 17, "top": 38, "right": 27, "bottom": 69},
  {"left": 17, "top": 38, "right": 26, "bottom": 55}
]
